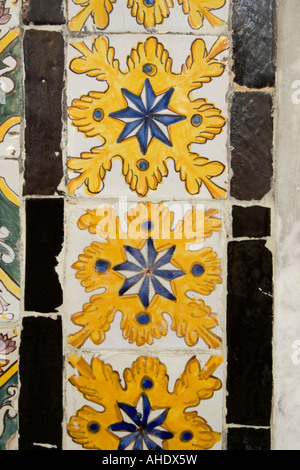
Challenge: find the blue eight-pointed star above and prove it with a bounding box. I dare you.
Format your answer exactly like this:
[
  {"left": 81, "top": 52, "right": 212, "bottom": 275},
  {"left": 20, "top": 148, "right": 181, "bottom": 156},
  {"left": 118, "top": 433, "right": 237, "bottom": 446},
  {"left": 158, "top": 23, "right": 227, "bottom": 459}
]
[
  {"left": 109, "top": 393, "right": 173, "bottom": 450},
  {"left": 109, "top": 78, "right": 186, "bottom": 155},
  {"left": 113, "top": 237, "right": 185, "bottom": 308}
]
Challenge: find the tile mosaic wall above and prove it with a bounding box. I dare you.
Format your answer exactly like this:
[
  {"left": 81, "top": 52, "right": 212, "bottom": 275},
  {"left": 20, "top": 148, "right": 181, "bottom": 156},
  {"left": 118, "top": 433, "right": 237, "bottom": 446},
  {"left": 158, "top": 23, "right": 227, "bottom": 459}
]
[{"left": 0, "top": 0, "right": 281, "bottom": 451}]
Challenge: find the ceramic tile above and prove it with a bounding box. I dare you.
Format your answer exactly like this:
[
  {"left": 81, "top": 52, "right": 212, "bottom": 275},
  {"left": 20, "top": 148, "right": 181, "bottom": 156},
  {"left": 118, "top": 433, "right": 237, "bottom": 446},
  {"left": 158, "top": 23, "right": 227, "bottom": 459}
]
[
  {"left": 0, "top": 0, "right": 20, "bottom": 34},
  {"left": 0, "top": 327, "right": 18, "bottom": 450},
  {"left": 67, "top": 34, "right": 229, "bottom": 200},
  {"left": 25, "top": 198, "right": 64, "bottom": 313},
  {"left": 23, "top": 30, "right": 64, "bottom": 196},
  {"left": 67, "top": 0, "right": 229, "bottom": 34},
  {"left": 227, "top": 240, "right": 273, "bottom": 427},
  {"left": 230, "top": 92, "right": 273, "bottom": 201},
  {"left": 227, "top": 427, "right": 271, "bottom": 451},
  {"left": 65, "top": 352, "right": 223, "bottom": 450},
  {"left": 0, "top": 160, "right": 20, "bottom": 323},
  {"left": 19, "top": 317, "right": 63, "bottom": 450},
  {"left": 0, "top": 27, "right": 21, "bottom": 159},
  {"left": 65, "top": 200, "right": 225, "bottom": 351},
  {"left": 232, "top": 0, "right": 276, "bottom": 89},
  {"left": 23, "top": 0, "right": 65, "bottom": 25},
  {"left": 232, "top": 205, "right": 271, "bottom": 239}
]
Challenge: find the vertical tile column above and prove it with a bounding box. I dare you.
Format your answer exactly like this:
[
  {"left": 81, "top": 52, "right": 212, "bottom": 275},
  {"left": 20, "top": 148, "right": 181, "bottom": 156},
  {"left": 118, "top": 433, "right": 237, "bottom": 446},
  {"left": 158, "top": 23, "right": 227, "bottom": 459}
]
[
  {"left": 0, "top": 0, "right": 21, "bottom": 450},
  {"left": 226, "top": 0, "right": 276, "bottom": 450},
  {"left": 64, "top": 0, "right": 229, "bottom": 452},
  {"left": 18, "top": 0, "right": 65, "bottom": 450}
]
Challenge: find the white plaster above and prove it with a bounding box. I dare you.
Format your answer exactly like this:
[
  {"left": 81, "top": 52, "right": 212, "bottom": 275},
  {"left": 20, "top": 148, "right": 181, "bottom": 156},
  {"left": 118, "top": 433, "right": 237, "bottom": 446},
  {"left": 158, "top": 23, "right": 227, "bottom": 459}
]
[{"left": 273, "top": 0, "right": 300, "bottom": 451}]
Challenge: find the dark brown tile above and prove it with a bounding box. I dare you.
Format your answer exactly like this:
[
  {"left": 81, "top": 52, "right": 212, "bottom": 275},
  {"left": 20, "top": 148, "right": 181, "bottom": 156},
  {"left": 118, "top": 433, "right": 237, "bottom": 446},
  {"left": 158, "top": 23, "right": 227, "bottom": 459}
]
[
  {"left": 25, "top": 198, "right": 64, "bottom": 313},
  {"left": 19, "top": 317, "right": 63, "bottom": 450},
  {"left": 232, "top": 206, "right": 271, "bottom": 238},
  {"left": 227, "top": 427, "right": 271, "bottom": 450},
  {"left": 230, "top": 92, "right": 273, "bottom": 201},
  {"left": 232, "top": 0, "right": 276, "bottom": 88},
  {"left": 23, "top": 30, "right": 64, "bottom": 196},
  {"left": 23, "top": 0, "right": 65, "bottom": 25},
  {"left": 227, "top": 240, "right": 273, "bottom": 426}
]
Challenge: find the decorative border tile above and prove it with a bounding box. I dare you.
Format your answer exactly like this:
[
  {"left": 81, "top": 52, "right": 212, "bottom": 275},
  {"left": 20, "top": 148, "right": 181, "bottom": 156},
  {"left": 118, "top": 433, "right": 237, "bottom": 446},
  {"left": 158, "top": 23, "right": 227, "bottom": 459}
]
[{"left": 0, "top": 327, "right": 18, "bottom": 450}]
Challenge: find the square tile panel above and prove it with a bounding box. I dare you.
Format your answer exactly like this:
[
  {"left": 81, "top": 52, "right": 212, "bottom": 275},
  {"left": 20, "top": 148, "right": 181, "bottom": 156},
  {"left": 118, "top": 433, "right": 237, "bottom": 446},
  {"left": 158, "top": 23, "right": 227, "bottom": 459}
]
[
  {"left": 65, "top": 351, "right": 223, "bottom": 450},
  {"left": 65, "top": 200, "right": 225, "bottom": 351},
  {"left": 0, "top": 160, "right": 20, "bottom": 323},
  {"left": 67, "top": 0, "right": 229, "bottom": 34},
  {"left": 0, "top": 327, "right": 18, "bottom": 450},
  {"left": 67, "top": 33, "right": 229, "bottom": 200}
]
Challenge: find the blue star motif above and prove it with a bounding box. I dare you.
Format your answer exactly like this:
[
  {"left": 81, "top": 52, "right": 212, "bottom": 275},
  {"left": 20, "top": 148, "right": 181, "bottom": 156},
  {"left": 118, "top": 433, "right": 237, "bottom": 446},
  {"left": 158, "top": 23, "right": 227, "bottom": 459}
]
[
  {"left": 109, "top": 79, "right": 186, "bottom": 155},
  {"left": 113, "top": 238, "right": 185, "bottom": 308},
  {"left": 109, "top": 393, "right": 174, "bottom": 450}
]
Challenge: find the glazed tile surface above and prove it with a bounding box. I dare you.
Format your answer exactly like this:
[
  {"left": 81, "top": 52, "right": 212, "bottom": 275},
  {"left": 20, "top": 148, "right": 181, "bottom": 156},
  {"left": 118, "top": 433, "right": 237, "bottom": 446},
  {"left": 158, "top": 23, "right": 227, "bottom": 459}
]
[
  {"left": 0, "top": 26, "right": 20, "bottom": 159},
  {"left": 0, "top": 160, "right": 20, "bottom": 323},
  {"left": 65, "top": 201, "right": 224, "bottom": 350},
  {"left": 0, "top": 0, "right": 280, "bottom": 451},
  {"left": 0, "top": 328, "right": 18, "bottom": 450},
  {"left": 66, "top": 353, "right": 223, "bottom": 450},
  {"left": 67, "top": 34, "right": 229, "bottom": 199},
  {"left": 68, "top": 0, "right": 229, "bottom": 33}
]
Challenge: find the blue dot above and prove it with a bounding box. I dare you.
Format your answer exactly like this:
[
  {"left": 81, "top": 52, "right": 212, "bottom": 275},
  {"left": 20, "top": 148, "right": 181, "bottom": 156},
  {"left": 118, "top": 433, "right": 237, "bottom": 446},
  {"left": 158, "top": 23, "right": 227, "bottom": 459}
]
[
  {"left": 95, "top": 259, "right": 110, "bottom": 273},
  {"left": 181, "top": 431, "right": 193, "bottom": 442},
  {"left": 142, "top": 63, "right": 157, "bottom": 76},
  {"left": 191, "top": 114, "right": 202, "bottom": 126},
  {"left": 191, "top": 264, "right": 205, "bottom": 277},
  {"left": 88, "top": 422, "right": 100, "bottom": 433},
  {"left": 144, "top": 0, "right": 155, "bottom": 6},
  {"left": 137, "top": 159, "right": 149, "bottom": 171},
  {"left": 142, "top": 220, "right": 153, "bottom": 231},
  {"left": 137, "top": 313, "right": 150, "bottom": 325},
  {"left": 93, "top": 109, "right": 103, "bottom": 121},
  {"left": 141, "top": 377, "right": 154, "bottom": 389}
]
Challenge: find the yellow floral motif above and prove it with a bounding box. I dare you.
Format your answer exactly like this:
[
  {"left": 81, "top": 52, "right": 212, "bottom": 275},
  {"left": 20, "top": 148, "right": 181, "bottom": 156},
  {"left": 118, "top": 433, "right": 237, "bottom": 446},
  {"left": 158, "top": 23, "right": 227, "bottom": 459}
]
[
  {"left": 68, "top": 0, "right": 116, "bottom": 31},
  {"left": 178, "top": 0, "right": 226, "bottom": 29},
  {"left": 127, "top": 0, "right": 173, "bottom": 28},
  {"left": 68, "top": 35, "right": 228, "bottom": 198},
  {"left": 67, "top": 354, "right": 222, "bottom": 450},
  {"left": 68, "top": 0, "right": 226, "bottom": 30},
  {"left": 68, "top": 202, "right": 222, "bottom": 348}
]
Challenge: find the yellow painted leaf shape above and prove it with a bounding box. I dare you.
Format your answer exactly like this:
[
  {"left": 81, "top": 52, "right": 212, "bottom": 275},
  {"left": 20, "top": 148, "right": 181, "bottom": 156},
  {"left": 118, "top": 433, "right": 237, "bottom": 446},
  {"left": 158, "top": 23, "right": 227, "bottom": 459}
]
[
  {"left": 172, "top": 208, "right": 221, "bottom": 245},
  {"left": 181, "top": 36, "right": 228, "bottom": 88},
  {"left": 67, "top": 293, "right": 118, "bottom": 348},
  {"left": 120, "top": 298, "right": 169, "bottom": 346},
  {"left": 122, "top": 356, "right": 171, "bottom": 408},
  {"left": 173, "top": 355, "right": 222, "bottom": 406},
  {"left": 69, "top": 0, "right": 116, "bottom": 31},
  {"left": 178, "top": 0, "right": 225, "bottom": 29},
  {"left": 168, "top": 297, "right": 221, "bottom": 348},
  {"left": 164, "top": 411, "right": 221, "bottom": 450},
  {"left": 175, "top": 154, "right": 226, "bottom": 198},
  {"left": 68, "top": 354, "right": 122, "bottom": 410},
  {"left": 69, "top": 36, "right": 120, "bottom": 81},
  {"left": 68, "top": 149, "right": 112, "bottom": 196},
  {"left": 173, "top": 247, "right": 222, "bottom": 296},
  {"left": 67, "top": 405, "right": 119, "bottom": 450},
  {"left": 127, "top": 0, "right": 174, "bottom": 28}
]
